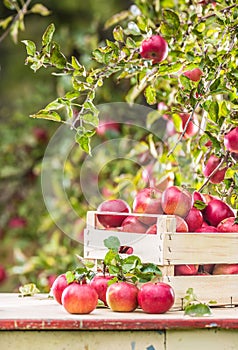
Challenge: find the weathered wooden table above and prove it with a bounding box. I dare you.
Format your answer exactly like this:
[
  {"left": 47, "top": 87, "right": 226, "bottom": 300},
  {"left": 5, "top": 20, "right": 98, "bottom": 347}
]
[{"left": 1, "top": 293, "right": 238, "bottom": 350}]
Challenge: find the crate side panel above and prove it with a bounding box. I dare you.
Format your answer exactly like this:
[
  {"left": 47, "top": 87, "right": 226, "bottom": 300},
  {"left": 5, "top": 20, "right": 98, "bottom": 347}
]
[
  {"left": 163, "top": 233, "right": 238, "bottom": 265},
  {"left": 163, "top": 275, "right": 238, "bottom": 308},
  {"left": 84, "top": 228, "right": 167, "bottom": 264}
]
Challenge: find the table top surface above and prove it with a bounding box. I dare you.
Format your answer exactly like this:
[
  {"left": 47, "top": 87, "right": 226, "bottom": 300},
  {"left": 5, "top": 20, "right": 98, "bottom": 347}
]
[{"left": 1, "top": 293, "right": 238, "bottom": 331}]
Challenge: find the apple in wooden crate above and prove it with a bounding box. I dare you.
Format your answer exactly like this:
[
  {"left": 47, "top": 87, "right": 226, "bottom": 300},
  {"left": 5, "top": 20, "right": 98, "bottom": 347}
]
[
  {"left": 121, "top": 215, "right": 148, "bottom": 233},
  {"left": 203, "top": 199, "right": 234, "bottom": 227},
  {"left": 96, "top": 199, "right": 130, "bottom": 228},
  {"left": 161, "top": 186, "right": 193, "bottom": 218}
]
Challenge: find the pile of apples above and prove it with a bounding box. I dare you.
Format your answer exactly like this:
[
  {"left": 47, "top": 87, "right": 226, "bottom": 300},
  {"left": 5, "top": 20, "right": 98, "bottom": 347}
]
[
  {"left": 51, "top": 271, "right": 175, "bottom": 315},
  {"left": 96, "top": 185, "right": 238, "bottom": 276}
]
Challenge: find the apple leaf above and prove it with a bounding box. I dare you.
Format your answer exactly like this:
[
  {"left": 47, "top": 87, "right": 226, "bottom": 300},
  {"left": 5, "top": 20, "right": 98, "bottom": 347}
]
[
  {"left": 193, "top": 200, "right": 207, "bottom": 210},
  {"left": 140, "top": 263, "right": 162, "bottom": 276},
  {"left": 65, "top": 270, "right": 75, "bottom": 284},
  {"left": 18, "top": 283, "right": 40, "bottom": 297},
  {"left": 104, "top": 236, "right": 121, "bottom": 251},
  {"left": 184, "top": 303, "right": 212, "bottom": 317}
]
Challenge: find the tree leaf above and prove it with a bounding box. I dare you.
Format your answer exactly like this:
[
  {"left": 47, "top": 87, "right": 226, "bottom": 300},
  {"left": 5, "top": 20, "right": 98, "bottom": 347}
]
[
  {"left": 42, "top": 23, "right": 55, "bottom": 48},
  {"left": 51, "top": 43, "right": 67, "bottom": 69},
  {"left": 30, "top": 4, "right": 51, "bottom": 16},
  {"left": 21, "top": 40, "right": 36, "bottom": 56},
  {"left": 113, "top": 25, "right": 124, "bottom": 42},
  {"left": 184, "top": 303, "right": 212, "bottom": 317},
  {"left": 144, "top": 85, "right": 157, "bottom": 105},
  {"left": 104, "top": 236, "right": 121, "bottom": 251},
  {"left": 30, "top": 110, "right": 61, "bottom": 122},
  {"left": 19, "top": 283, "right": 40, "bottom": 297},
  {"left": 208, "top": 101, "right": 219, "bottom": 123}
]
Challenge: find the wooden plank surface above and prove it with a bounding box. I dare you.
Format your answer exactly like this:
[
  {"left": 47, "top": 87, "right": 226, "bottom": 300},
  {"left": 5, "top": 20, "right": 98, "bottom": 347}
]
[{"left": 1, "top": 293, "right": 238, "bottom": 331}]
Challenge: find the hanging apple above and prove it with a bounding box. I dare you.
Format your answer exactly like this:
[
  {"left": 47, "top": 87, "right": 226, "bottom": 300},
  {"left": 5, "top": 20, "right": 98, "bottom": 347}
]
[{"left": 140, "top": 35, "right": 168, "bottom": 64}]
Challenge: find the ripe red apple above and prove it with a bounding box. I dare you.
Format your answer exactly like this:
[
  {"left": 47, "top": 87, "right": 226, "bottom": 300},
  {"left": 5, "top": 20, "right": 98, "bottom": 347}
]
[
  {"left": 137, "top": 282, "right": 175, "bottom": 314},
  {"left": 140, "top": 35, "right": 168, "bottom": 64},
  {"left": 224, "top": 127, "right": 238, "bottom": 153},
  {"left": 174, "top": 215, "right": 189, "bottom": 232},
  {"left": 161, "top": 186, "right": 193, "bottom": 218},
  {"left": 33, "top": 127, "right": 49, "bottom": 143},
  {"left": 62, "top": 282, "right": 98, "bottom": 314},
  {"left": 213, "top": 264, "right": 238, "bottom": 275},
  {"left": 146, "top": 224, "right": 157, "bottom": 234},
  {"left": 193, "top": 191, "right": 206, "bottom": 204},
  {"left": 106, "top": 281, "right": 138, "bottom": 312},
  {"left": 182, "top": 68, "right": 203, "bottom": 82},
  {"left": 217, "top": 217, "right": 238, "bottom": 232},
  {"left": 195, "top": 225, "right": 218, "bottom": 233},
  {"left": 96, "top": 120, "right": 120, "bottom": 138},
  {"left": 8, "top": 216, "right": 27, "bottom": 229},
  {"left": 179, "top": 113, "right": 199, "bottom": 139},
  {"left": 132, "top": 187, "right": 163, "bottom": 225},
  {"left": 203, "top": 154, "right": 227, "bottom": 184},
  {"left": 0, "top": 265, "right": 7, "bottom": 284},
  {"left": 185, "top": 207, "right": 203, "bottom": 232},
  {"left": 174, "top": 264, "right": 199, "bottom": 276},
  {"left": 97, "top": 199, "right": 130, "bottom": 228},
  {"left": 121, "top": 216, "right": 148, "bottom": 233},
  {"left": 51, "top": 273, "right": 68, "bottom": 304},
  {"left": 90, "top": 275, "right": 113, "bottom": 306},
  {"left": 203, "top": 199, "right": 234, "bottom": 227}
]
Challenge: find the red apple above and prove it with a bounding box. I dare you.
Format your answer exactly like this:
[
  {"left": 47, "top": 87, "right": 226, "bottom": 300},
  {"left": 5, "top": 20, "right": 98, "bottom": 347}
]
[
  {"left": 146, "top": 224, "right": 157, "bottom": 234},
  {"left": 203, "top": 154, "right": 227, "bottom": 184},
  {"left": 97, "top": 199, "right": 130, "bottom": 228},
  {"left": 62, "top": 282, "right": 98, "bottom": 314},
  {"left": 224, "top": 127, "right": 238, "bottom": 153},
  {"left": 217, "top": 217, "right": 238, "bottom": 232},
  {"left": 121, "top": 216, "right": 148, "bottom": 233},
  {"left": 185, "top": 207, "right": 203, "bottom": 232},
  {"left": 203, "top": 199, "right": 234, "bottom": 227},
  {"left": 137, "top": 282, "right": 175, "bottom": 314},
  {"left": 195, "top": 225, "right": 218, "bottom": 233},
  {"left": 90, "top": 275, "right": 113, "bottom": 306},
  {"left": 106, "top": 281, "right": 138, "bottom": 312},
  {"left": 182, "top": 68, "right": 203, "bottom": 82},
  {"left": 8, "top": 216, "right": 27, "bottom": 229},
  {"left": 96, "top": 120, "right": 120, "bottom": 138},
  {"left": 140, "top": 35, "right": 168, "bottom": 64},
  {"left": 0, "top": 265, "right": 7, "bottom": 284},
  {"left": 174, "top": 264, "right": 199, "bottom": 276},
  {"left": 119, "top": 246, "right": 134, "bottom": 254},
  {"left": 132, "top": 187, "right": 163, "bottom": 225},
  {"left": 51, "top": 273, "right": 68, "bottom": 304},
  {"left": 161, "top": 186, "right": 193, "bottom": 218},
  {"left": 175, "top": 215, "right": 189, "bottom": 232},
  {"left": 33, "top": 127, "right": 49, "bottom": 143},
  {"left": 213, "top": 264, "right": 238, "bottom": 275},
  {"left": 193, "top": 191, "right": 206, "bottom": 204},
  {"left": 179, "top": 113, "right": 199, "bottom": 139}
]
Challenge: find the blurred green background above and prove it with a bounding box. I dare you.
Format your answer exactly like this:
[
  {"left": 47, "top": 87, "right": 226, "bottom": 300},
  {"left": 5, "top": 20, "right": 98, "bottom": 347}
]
[{"left": 0, "top": 0, "right": 133, "bottom": 292}]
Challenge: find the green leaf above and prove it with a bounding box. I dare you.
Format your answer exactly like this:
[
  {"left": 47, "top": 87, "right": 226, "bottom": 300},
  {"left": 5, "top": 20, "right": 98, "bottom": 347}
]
[
  {"left": 0, "top": 15, "right": 13, "bottom": 30},
  {"left": 83, "top": 112, "right": 99, "bottom": 127},
  {"left": 31, "top": 4, "right": 51, "bottom": 16},
  {"left": 194, "top": 200, "right": 207, "bottom": 210},
  {"left": 160, "top": 9, "right": 180, "bottom": 36},
  {"left": 21, "top": 40, "right": 36, "bottom": 56},
  {"left": 144, "top": 85, "right": 157, "bottom": 105},
  {"left": 113, "top": 25, "right": 124, "bottom": 42},
  {"left": 30, "top": 110, "right": 61, "bottom": 122},
  {"left": 65, "top": 271, "right": 75, "bottom": 284},
  {"left": 3, "top": 0, "right": 15, "bottom": 10},
  {"left": 184, "top": 303, "right": 212, "bottom": 317},
  {"left": 19, "top": 283, "right": 40, "bottom": 297},
  {"left": 140, "top": 263, "right": 162, "bottom": 275},
  {"left": 104, "top": 236, "right": 121, "bottom": 251},
  {"left": 208, "top": 101, "right": 219, "bottom": 123},
  {"left": 104, "top": 10, "right": 130, "bottom": 30},
  {"left": 75, "top": 130, "right": 94, "bottom": 154},
  {"left": 51, "top": 43, "right": 67, "bottom": 69},
  {"left": 42, "top": 23, "right": 55, "bottom": 48}
]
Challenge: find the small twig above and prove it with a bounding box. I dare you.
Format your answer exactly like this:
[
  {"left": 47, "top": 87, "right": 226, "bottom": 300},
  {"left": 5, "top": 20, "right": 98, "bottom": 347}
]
[
  {"left": 198, "top": 4, "right": 237, "bottom": 23},
  {"left": 0, "top": 0, "right": 32, "bottom": 44}
]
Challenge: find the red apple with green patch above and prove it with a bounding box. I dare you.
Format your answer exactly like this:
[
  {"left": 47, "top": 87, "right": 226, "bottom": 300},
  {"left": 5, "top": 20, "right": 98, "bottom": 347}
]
[
  {"left": 137, "top": 282, "right": 175, "bottom": 314},
  {"left": 140, "top": 35, "right": 168, "bottom": 64},
  {"left": 106, "top": 281, "right": 138, "bottom": 312},
  {"left": 161, "top": 186, "right": 193, "bottom": 218},
  {"left": 62, "top": 282, "right": 98, "bottom": 314},
  {"left": 132, "top": 187, "right": 163, "bottom": 225}
]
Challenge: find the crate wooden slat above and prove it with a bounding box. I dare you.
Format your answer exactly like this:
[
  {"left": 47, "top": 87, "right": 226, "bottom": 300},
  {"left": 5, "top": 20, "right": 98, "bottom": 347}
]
[{"left": 84, "top": 211, "right": 238, "bottom": 308}]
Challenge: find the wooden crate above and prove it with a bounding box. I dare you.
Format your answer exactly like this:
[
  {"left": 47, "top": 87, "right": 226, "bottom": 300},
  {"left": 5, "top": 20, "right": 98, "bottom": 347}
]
[{"left": 84, "top": 211, "right": 238, "bottom": 308}]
